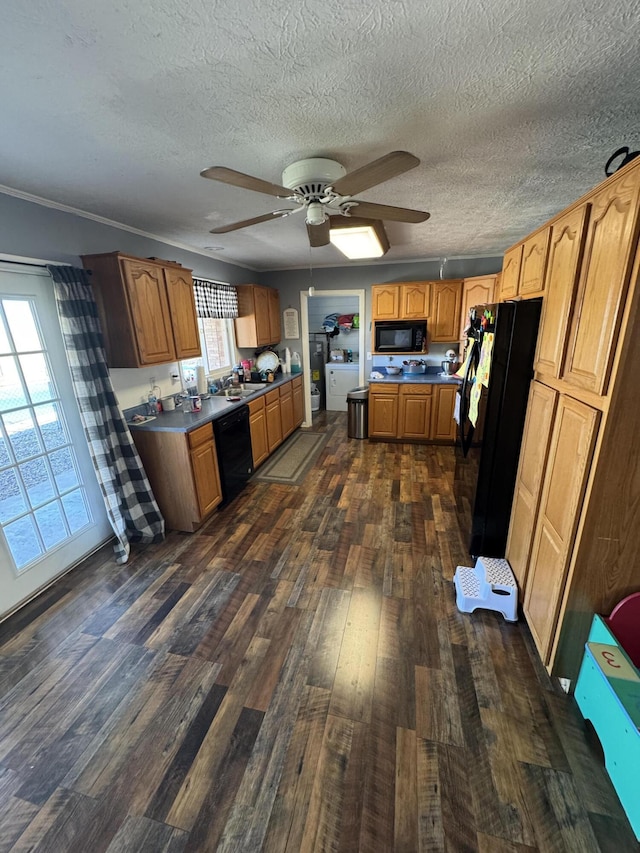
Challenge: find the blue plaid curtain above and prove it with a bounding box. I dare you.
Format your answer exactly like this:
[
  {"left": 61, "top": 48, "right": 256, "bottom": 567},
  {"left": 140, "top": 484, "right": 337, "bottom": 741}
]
[{"left": 47, "top": 265, "right": 164, "bottom": 563}]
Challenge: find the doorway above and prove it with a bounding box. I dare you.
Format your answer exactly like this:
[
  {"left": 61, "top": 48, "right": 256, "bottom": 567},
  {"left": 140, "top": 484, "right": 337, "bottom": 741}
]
[
  {"left": 300, "top": 289, "right": 366, "bottom": 426},
  {"left": 0, "top": 264, "right": 112, "bottom": 618}
]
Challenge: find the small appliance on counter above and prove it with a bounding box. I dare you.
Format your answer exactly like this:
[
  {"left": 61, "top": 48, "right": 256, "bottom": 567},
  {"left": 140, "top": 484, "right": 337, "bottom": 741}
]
[{"left": 441, "top": 349, "right": 459, "bottom": 376}]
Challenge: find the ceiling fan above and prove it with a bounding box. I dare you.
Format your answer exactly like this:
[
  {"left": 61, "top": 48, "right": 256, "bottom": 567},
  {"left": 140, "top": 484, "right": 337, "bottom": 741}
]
[{"left": 201, "top": 151, "right": 430, "bottom": 248}]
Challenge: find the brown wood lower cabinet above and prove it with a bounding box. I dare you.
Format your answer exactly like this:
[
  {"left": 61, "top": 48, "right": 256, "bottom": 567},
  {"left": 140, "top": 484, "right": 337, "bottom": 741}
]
[
  {"left": 248, "top": 397, "right": 269, "bottom": 469},
  {"left": 265, "top": 388, "right": 283, "bottom": 453},
  {"left": 369, "top": 384, "right": 399, "bottom": 438},
  {"left": 398, "top": 385, "right": 432, "bottom": 439},
  {"left": 280, "top": 383, "right": 294, "bottom": 439},
  {"left": 292, "top": 375, "right": 303, "bottom": 427},
  {"left": 430, "top": 385, "right": 458, "bottom": 441},
  {"left": 522, "top": 394, "right": 600, "bottom": 664},
  {"left": 131, "top": 422, "right": 222, "bottom": 533},
  {"left": 369, "top": 382, "right": 458, "bottom": 442}
]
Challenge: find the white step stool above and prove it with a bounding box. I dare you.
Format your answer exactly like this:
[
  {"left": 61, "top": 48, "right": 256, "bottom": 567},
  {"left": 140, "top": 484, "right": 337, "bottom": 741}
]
[{"left": 453, "top": 557, "right": 518, "bottom": 622}]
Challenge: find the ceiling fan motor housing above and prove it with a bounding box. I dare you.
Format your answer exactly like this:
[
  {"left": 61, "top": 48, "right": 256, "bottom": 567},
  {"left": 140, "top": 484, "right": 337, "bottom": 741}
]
[{"left": 282, "top": 158, "right": 346, "bottom": 200}]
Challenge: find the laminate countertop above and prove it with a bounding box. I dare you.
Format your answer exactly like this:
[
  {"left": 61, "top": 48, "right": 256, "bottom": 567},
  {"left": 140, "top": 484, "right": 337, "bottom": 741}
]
[
  {"left": 124, "top": 373, "right": 299, "bottom": 434},
  {"left": 369, "top": 371, "right": 462, "bottom": 386}
]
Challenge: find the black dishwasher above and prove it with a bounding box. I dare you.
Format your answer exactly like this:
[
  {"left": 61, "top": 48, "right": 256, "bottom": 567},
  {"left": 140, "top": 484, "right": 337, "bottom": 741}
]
[{"left": 212, "top": 404, "right": 254, "bottom": 505}]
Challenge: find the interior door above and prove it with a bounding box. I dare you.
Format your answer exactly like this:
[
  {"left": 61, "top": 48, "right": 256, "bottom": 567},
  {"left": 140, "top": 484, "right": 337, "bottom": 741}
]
[{"left": 0, "top": 264, "right": 112, "bottom": 617}]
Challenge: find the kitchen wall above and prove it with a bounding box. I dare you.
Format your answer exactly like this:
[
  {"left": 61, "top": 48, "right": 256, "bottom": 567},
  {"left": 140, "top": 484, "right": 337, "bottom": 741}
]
[
  {"left": 0, "top": 191, "right": 502, "bottom": 406},
  {"left": 262, "top": 256, "right": 501, "bottom": 375},
  {"left": 0, "top": 192, "right": 256, "bottom": 410}
]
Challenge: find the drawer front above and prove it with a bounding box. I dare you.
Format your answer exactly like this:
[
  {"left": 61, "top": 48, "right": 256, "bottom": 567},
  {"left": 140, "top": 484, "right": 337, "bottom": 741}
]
[
  {"left": 369, "top": 382, "right": 399, "bottom": 395},
  {"left": 188, "top": 422, "right": 213, "bottom": 450},
  {"left": 248, "top": 396, "right": 265, "bottom": 415},
  {"left": 265, "top": 388, "right": 280, "bottom": 406},
  {"left": 400, "top": 384, "right": 432, "bottom": 396}
]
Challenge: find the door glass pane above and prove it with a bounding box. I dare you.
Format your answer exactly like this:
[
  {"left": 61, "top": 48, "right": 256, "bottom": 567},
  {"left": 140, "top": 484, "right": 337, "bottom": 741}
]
[
  {"left": 4, "top": 515, "right": 43, "bottom": 568},
  {"left": 4, "top": 408, "right": 42, "bottom": 460},
  {"left": 34, "top": 501, "right": 68, "bottom": 549},
  {"left": 0, "top": 468, "right": 27, "bottom": 522},
  {"left": 20, "top": 457, "right": 56, "bottom": 507},
  {"left": 20, "top": 353, "right": 56, "bottom": 403},
  {"left": 0, "top": 355, "right": 28, "bottom": 410},
  {"left": 61, "top": 490, "right": 90, "bottom": 533},
  {"left": 0, "top": 431, "right": 10, "bottom": 467},
  {"left": 0, "top": 314, "right": 9, "bottom": 354},
  {"left": 34, "top": 403, "right": 68, "bottom": 451},
  {"left": 4, "top": 299, "right": 41, "bottom": 352},
  {"left": 49, "top": 447, "right": 79, "bottom": 492}
]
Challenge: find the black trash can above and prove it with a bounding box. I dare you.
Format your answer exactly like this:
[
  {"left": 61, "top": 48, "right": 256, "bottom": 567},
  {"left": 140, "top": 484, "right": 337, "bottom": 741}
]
[{"left": 347, "top": 386, "right": 369, "bottom": 439}]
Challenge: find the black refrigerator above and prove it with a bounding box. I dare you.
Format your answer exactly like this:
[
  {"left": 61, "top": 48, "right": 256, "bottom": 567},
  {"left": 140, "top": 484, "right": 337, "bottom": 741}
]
[{"left": 456, "top": 298, "right": 542, "bottom": 558}]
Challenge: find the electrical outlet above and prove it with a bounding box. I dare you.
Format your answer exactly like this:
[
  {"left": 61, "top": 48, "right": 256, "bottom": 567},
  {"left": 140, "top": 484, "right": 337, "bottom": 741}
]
[{"left": 367, "top": 352, "right": 372, "bottom": 360}]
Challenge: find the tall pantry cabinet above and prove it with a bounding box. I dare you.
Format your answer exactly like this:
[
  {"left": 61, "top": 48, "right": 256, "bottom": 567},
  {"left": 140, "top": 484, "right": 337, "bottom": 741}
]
[{"left": 504, "top": 159, "right": 640, "bottom": 682}]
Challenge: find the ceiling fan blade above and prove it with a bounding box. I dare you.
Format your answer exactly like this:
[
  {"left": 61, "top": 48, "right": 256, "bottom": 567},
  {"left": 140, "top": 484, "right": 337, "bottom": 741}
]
[
  {"left": 349, "top": 201, "right": 430, "bottom": 223},
  {"left": 307, "top": 218, "right": 330, "bottom": 247},
  {"left": 209, "top": 210, "right": 295, "bottom": 233},
  {"left": 331, "top": 151, "right": 420, "bottom": 196},
  {"left": 201, "top": 166, "right": 294, "bottom": 198}
]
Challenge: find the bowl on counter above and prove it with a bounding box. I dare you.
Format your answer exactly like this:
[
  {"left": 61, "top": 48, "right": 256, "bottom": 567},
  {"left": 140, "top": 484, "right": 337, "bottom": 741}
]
[
  {"left": 386, "top": 366, "right": 402, "bottom": 375},
  {"left": 403, "top": 360, "right": 427, "bottom": 374}
]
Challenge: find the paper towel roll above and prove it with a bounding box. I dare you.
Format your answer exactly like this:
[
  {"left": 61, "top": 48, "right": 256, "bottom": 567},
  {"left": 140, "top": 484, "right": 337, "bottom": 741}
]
[{"left": 196, "top": 366, "right": 207, "bottom": 395}]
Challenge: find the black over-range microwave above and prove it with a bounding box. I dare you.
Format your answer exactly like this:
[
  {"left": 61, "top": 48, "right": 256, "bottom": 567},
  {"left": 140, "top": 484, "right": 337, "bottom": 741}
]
[{"left": 374, "top": 320, "right": 427, "bottom": 353}]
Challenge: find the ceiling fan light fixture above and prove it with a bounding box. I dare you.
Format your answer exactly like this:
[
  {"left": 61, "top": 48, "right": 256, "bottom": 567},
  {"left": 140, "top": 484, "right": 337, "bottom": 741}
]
[
  {"left": 305, "top": 202, "right": 326, "bottom": 226},
  {"left": 329, "top": 217, "right": 390, "bottom": 259}
]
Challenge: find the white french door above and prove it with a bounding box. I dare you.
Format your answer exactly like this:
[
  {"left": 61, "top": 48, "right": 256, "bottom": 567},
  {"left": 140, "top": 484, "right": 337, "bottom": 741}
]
[{"left": 0, "top": 264, "right": 112, "bottom": 617}]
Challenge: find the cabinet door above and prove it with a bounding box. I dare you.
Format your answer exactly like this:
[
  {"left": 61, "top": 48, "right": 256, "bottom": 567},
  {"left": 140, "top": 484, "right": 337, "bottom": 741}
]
[
  {"left": 430, "top": 385, "right": 458, "bottom": 441},
  {"left": 401, "top": 283, "right": 430, "bottom": 318},
  {"left": 249, "top": 406, "right": 269, "bottom": 468},
  {"left": 499, "top": 245, "right": 523, "bottom": 300},
  {"left": 164, "top": 266, "right": 201, "bottom": 359},
  {"left": 460, "top": 275, "right": 496, "bottom": 340},
  {"left": 562, "top": 170, "right": 640, "bottom": 396},
  {"left": 506, "top": 382, "right": 558, "bottom": 593},
  {"left": 267, "top": 288, "right": 281, "bottom": 344},
  {"left": 121, "top": 260, "right": 176, "bottom": 364},
  {"left": 266, "top": 398, "right": 283, "bottom": 452},
  {"left": 399, "top": 388, "right": 432, "bottom": 439},
  {"left": 292, "top": 377, "right": 303, "bottom": 427},
  {"left": 254, "top": 286, "right": 272, "bottom": 346},
  {"left": 519, "top": 228, "right": 550, "bottom": 296},
  {"left": 369, "top": 387, "right": 399, "bottom": 437},
  {"left": 524, "top": 396, "right": 600, "bottom": 663},
  {"left": 534, "top": 205, "right": 589, "bottom": 378},
  {"left": 431, "top": 281, "right": 462, "bottom": 342},
  {"left": 190, "top": 440, "right": 222, "bottom": 518},
  {"left": 372, "top": 285, "right": 400, "bottom": 320},
  {"left": 280, "top": 387, "right": 294, "bottom": 439}
]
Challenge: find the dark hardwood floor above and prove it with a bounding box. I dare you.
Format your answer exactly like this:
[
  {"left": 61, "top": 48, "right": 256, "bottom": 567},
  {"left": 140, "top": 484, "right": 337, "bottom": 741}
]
[{"left": 0, "top": 412, "right": 636, "bottom": 852}]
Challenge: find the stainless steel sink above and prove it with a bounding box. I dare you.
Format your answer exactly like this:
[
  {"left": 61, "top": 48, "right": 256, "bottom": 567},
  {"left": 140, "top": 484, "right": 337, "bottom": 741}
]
[{"left": 213, "top": 388, "right": 258, "bottom": 399}]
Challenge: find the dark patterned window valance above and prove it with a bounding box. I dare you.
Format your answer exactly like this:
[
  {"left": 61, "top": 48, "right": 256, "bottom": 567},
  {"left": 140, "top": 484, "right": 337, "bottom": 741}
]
[{"left": 193, "top": 278, "right": 239, "bottom": 319}]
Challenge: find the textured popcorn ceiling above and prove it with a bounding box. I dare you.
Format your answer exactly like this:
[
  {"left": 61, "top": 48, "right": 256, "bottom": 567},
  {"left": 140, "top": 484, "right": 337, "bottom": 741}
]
[{"left": 2, "top": 0, "right": 640, "bottom": 270}]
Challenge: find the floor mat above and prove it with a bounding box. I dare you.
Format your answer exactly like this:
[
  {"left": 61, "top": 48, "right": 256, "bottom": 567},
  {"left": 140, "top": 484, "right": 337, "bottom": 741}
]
[{"left": 252, "top": 430, "right": 328, "bottom": 485}]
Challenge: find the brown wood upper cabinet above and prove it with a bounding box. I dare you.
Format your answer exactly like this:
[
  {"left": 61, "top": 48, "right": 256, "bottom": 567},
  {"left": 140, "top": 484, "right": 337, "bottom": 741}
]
[
  {"left": 235, "top": 284, "right": 281, "bottom": 348},
  {"left": 561, "top": 169, "right": 640, "bottom": 396},
  {"left": 499, "top": 229, "right": 550, "bottom": 301},
  {"left": 371, "top": 282, "right": 430, "bottom": 320},
  {"left": 499, "top": 245, "right": 523, "bottom": 300},
  {"left": 534, "top": 205, "right": 589, "bottom": 379},
  {"left": 460, "top": 275, "right": 497, "bottom": 341},
  {"left": 430, "top": 280, "right": 463, "bottom": 342},
  {"left": 81, "top": 252, "right": 200, "bottom": 368}
]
